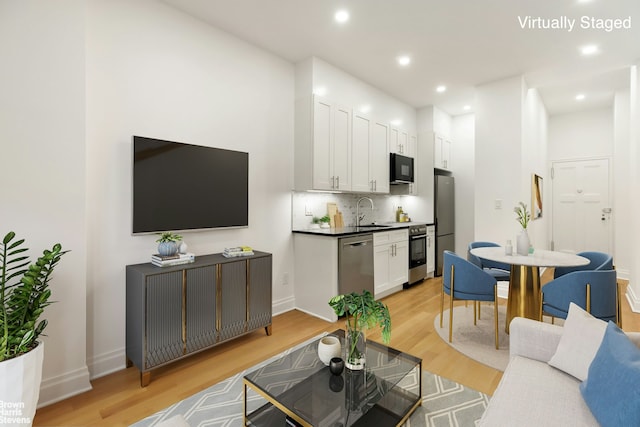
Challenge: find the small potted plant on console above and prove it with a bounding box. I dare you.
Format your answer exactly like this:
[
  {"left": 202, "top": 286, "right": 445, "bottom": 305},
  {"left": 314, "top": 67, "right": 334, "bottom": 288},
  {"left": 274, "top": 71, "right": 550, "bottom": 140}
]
[{"left": 156, "top": 232, "right": 182, "bottom": 256}]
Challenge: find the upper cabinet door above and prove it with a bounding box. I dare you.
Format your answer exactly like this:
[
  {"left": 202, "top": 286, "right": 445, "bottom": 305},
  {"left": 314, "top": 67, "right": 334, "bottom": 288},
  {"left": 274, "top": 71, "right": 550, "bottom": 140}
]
[
  {"left": 351, "top": 112, "right": 371, "bottom": 193},
  {"left": 370, "top": 121, "right": 389, "bottom": 194},
  {"left": 311, "top": 97, "right": 352, "bottom": 191},
  {"left": 312, "top": 97, "right": 334, "bottom": 190},
  {"left": 390, "top": 126, "right": 410, "bottom": 155},
  {"left": 333, "top": 104, "right": 352, "bottom": 191},
  {"left": 434, "top": 132, "right": 451, "bottom": 170}
]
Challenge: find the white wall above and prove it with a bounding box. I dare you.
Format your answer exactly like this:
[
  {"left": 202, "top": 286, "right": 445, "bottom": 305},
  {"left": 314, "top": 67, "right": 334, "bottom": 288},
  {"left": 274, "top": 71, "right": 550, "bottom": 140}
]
[
  {"left": 452, "top": 114, "right": 475, "bottom": 254},
  {"left": 299, "top": 57, "right": 417, "bottom": 133},
  {"left": 522, "top": 88, "right": 549, "bottom": 250},
  {"left": 614, "top": 91, "right": 631, "bottom": 279},
  {"left": 474, "top": 78, "right": 549, "bottom": 248},
  {"left": 548, "top": 108, "right": 614, "bottom": 161},
  {"left": 85, "top": 0, "right": 296, "bottom": 380},
  {"left": 0, "top": 0, "right": 91, "bottom": 405},
  {"left": 474, "top": 77, "right": 525, "bottom": 245},
  {"left": 628, "top": 64, "right": 640, "bottom": 312}
]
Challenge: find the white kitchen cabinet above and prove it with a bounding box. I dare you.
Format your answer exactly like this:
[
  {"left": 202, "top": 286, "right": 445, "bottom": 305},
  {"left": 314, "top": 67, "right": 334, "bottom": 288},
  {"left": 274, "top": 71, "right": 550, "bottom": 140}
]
[
  {"left": 374, "top": 229, "right": 409, "bottom": 298},
  {"left": 408, "top": 134, "right": 418, "bottom": 195},
  {"left": 370, "top": 121, "right": 390, "bottom": 193},
  {"left": 295, "top": 95, "right": 351, "bottom": 191},
  {"left": 390, "top": 126, "right": 410, "bottom": 156},
  {"left": 351, "top": 112, "right": 372, "bottom": 193},
  {"left": 293, "top": 234, "right": 339, "bottom": 322},
  {"left": 352, "top": 113, "right": 389, "bottom": 194},
  {"left": 434, "top": 132, "right": 451, "bottom": 171},
  {"left": 426, "top": 225, "right": 435, "bottom": 275}
]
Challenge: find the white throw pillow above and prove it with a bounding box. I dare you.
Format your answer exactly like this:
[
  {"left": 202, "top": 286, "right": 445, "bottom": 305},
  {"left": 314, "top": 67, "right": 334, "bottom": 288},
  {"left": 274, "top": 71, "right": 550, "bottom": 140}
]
[{"left": 548, "top": 303, "right": 607, "bottom": 381}]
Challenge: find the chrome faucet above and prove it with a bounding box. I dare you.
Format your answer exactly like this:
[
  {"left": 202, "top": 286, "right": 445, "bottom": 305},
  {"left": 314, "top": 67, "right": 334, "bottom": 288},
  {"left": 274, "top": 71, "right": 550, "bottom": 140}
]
[{"left": 356, "top": 196, "right": 374, "bottom": 227}]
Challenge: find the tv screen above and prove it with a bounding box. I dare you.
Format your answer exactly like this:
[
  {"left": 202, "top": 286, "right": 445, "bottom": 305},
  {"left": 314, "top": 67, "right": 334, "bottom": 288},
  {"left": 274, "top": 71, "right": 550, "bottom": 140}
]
[{"left": 132, "top": 136, "right": 249, "bottom": 234}]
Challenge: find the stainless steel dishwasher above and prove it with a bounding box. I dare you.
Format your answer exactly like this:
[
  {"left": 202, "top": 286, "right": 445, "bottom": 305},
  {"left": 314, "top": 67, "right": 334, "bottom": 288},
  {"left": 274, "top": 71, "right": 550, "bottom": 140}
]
[{"left": 338, "top": 234, "right": 374, "bottom": 295}]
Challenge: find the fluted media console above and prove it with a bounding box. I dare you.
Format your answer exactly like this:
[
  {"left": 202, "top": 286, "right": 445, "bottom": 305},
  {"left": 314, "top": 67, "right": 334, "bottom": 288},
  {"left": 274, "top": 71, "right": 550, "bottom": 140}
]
[{"left": 126, "top": 251, "right": 272, "bottom": 386}]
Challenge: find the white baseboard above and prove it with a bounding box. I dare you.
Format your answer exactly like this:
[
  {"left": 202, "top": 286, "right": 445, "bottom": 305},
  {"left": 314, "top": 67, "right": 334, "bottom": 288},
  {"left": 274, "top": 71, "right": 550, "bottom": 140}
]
[
  {"left": 272, "top": 295, "right": 296, "bottom": 316},
  {"left": 617, "top": 268, "right": 630, "bottom": 281},
  {"left": 295, "top": 306, "right": 336, "bottom": 323},
  {"left": 38, "top": 366, "right": 92, "bottom": 408},
  {"left": 88, "top": 347, "right": 126, "bottom": 380},
  {"left": 626, "top": 283, "right": 640, "bottom": 313}
]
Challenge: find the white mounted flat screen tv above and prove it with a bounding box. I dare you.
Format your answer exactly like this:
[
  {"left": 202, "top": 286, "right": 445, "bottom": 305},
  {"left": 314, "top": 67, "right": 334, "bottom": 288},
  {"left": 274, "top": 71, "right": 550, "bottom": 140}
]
[{"left": 132, "top": 136, "right": 249, "bottom": 234}]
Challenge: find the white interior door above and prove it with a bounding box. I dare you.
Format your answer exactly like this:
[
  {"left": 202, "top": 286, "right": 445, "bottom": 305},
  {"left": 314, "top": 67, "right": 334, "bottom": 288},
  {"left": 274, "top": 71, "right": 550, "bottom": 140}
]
[{"left": 551, "top": 159, "right": 611, "bottom": 254}]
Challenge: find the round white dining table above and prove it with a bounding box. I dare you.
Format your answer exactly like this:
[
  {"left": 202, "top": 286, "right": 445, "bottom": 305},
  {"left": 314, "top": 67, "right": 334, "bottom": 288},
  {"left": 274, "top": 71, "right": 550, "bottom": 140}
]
[{"left": 469, "top": 247, "right": 590, "bottom": 332}]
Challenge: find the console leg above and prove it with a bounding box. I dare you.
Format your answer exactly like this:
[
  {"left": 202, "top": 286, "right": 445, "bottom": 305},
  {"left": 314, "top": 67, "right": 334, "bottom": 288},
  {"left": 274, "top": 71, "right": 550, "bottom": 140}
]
[
  {"left": 141, "top": 371, "right": 151, "bottom": 387},
  {"left": 265, "top": 325, "right": 272, "bottom": 336}
]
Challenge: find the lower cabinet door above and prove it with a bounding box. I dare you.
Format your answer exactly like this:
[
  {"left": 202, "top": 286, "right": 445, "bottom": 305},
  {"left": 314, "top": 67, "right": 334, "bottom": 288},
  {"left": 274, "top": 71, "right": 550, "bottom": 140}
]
[
  {"left": 219, "top": 261, "right": 247, "bottom": 341},
  {"left": 185, "top": 266, "right": 217, "bottom": 353},
  {"left": 374, "top": 244, "right": 391, "bottom": 297},
  {"left": 248, "top": 255, "right": 272, "bottom": 331},
  {"left": 145, "top": 271, "right": 183, "bottom": 368},
  {"left": 390, "top": 241, "right": 409, "bottom": 286}
]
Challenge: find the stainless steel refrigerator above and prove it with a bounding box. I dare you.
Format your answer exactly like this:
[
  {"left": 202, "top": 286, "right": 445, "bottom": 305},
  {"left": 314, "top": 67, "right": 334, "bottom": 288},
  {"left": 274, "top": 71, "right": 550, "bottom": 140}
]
[{"left": 435, "top": 174, "right": 455, "bottom": 276}]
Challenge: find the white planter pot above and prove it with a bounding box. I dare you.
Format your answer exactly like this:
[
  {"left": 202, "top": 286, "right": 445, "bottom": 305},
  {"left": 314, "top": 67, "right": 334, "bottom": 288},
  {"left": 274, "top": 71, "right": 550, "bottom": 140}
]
[
  {"left": 317, "top": 335, "right": 341, "bottom": 365},
  {"left": 516, "top": 229, "right": 530, "bottom": 256},
  {"left": 0, "top": 342, "right": 44, "bottom": 426}
]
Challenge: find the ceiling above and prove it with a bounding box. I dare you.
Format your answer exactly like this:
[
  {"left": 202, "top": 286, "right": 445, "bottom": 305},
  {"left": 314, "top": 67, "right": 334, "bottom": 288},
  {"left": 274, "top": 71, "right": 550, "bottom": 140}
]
[{"left": 162, "top": 0, "right": 640, "bottom": 116}]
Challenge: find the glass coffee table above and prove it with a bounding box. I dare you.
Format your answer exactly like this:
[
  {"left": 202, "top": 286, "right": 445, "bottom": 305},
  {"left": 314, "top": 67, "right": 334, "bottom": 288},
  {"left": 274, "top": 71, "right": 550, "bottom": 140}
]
[{"left": 243, "top": 329, "right": 422, "bottom": 426}]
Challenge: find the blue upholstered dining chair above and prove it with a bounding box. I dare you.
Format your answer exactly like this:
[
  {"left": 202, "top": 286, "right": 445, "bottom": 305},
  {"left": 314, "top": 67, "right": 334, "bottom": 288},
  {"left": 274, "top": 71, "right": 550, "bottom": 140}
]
[
  {"left": 540, "top": 269, "right": 619, "bottom": 325},
  {"left": 467, "top": 241, "right": 511, "bottom": 282},
  {"left": 440, "top": 250, "right": 499, "bottom": 349},
  {"left": 553, "top": 251, "right": 613, "bottom": 279}
]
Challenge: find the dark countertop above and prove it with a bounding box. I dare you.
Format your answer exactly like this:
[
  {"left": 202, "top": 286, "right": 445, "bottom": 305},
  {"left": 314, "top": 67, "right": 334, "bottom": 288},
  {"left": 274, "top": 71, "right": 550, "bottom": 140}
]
[{"left": 292, "top": 222, "right": 433, "bottom": 237}]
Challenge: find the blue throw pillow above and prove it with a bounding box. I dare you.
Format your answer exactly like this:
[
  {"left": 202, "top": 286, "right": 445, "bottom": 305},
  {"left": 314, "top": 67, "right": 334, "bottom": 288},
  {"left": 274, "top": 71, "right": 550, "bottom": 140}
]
[{"left": 579, "top": 321, "right": 640, "bottom": 427}]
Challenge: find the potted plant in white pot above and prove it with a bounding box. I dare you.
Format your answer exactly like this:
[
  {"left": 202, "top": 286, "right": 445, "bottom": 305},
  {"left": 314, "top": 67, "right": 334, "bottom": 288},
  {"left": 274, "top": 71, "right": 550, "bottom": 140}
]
[
  {"left": 0, "top": 231, "right": 66, "bottom": 425},
  {"left": 328, "top": 290, "right": 391, "bottom": 370}
]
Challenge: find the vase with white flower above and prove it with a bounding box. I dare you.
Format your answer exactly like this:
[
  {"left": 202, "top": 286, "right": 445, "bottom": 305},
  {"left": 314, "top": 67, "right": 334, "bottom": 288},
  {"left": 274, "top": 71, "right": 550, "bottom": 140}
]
[{"left": 514, "top": 202, "right": 531, "bottom": 255}]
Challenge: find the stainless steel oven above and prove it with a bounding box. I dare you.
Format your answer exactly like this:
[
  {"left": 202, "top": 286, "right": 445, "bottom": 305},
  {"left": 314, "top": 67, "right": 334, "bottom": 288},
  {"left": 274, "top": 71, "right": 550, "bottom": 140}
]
[{"left": 407, "top": 224, "right": 427, "bottom": 285}]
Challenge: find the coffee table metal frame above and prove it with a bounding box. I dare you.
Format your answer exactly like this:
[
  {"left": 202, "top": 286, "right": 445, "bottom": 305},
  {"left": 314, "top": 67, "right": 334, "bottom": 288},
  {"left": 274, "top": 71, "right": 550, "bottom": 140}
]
[{"left": 243, "top": 329, "right": 422, "bottom": 427}]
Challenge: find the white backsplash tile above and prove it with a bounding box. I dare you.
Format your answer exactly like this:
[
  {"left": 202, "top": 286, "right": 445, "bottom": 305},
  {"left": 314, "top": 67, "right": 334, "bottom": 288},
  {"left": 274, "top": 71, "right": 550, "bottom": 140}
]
[{"left": 291, "top": 191, "right": 414, "bottom": 230}]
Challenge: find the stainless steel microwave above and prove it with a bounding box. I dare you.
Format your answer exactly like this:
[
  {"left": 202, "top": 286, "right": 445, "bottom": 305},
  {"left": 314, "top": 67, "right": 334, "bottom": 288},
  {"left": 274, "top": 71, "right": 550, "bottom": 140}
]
[{"left": 390, "top": 153, "right": 414, "bottom": 183}]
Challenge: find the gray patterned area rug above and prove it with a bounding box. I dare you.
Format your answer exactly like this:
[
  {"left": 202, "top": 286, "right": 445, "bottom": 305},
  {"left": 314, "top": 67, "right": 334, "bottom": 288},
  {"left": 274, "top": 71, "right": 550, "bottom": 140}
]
[{"left": 132, "top": 334, "right": 489, "bottom": 427}]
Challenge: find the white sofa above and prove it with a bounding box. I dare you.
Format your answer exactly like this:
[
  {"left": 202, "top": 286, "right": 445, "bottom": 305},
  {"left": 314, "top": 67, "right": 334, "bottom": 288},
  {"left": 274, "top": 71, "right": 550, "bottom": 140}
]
[{"left": 479, "top": 316, "right": 640, "bottom": 426}]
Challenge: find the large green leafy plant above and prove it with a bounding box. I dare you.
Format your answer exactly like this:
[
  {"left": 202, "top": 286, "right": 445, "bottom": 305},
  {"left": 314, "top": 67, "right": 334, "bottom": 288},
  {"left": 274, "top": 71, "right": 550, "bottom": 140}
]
[
  {"left": 0, "top": 232, "right": 66, "bottom": 362},
  {"left": 329, "top": 290, "right": 391, "bottom": 369}
]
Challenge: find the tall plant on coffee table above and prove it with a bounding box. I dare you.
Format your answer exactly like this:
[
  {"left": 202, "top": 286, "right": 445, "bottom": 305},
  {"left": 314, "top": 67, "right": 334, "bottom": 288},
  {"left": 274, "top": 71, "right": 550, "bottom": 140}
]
[{"left": 328, "top": 290, "right": 391, "bottom": 370}]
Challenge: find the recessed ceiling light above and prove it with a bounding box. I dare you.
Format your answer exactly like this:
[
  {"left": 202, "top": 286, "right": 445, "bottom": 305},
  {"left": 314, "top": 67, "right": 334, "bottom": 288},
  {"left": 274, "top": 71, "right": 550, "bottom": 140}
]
[
  {"left": 397, "top": 56, "right": 411, "bottom": 67},
  {"left": 390, "top": 119, "right": 402, "bottom": 126},
  {"left": 334, "top": 10, "right": 350, "bottom": 23},
  {"left": 436, "top": 85, "right": 447, "bottom": 93},
  {"left": 576, "top": 93, "right": 586, "bottom": 101},
  {"left": 463, "top": 105, "right": 471, "bottom": 111},
  {"left": 359, "top": 104, "right": 371, "bottom": 114},
  {"left": 580, "top": 44, "right": 599, "bottom": 56}
]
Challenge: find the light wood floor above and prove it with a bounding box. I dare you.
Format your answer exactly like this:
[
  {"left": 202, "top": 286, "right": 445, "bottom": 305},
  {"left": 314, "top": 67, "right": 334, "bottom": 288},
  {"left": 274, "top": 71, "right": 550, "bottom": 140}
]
[{"left": 34, "top": 272, "right": 640, "bottom": 426}]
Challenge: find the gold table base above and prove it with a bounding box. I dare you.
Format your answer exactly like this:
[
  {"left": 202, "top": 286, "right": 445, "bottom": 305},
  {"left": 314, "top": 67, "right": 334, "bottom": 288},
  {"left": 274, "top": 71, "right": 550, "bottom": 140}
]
[{"left": 506, "top": 265, "right": 541, "bottom": 333}]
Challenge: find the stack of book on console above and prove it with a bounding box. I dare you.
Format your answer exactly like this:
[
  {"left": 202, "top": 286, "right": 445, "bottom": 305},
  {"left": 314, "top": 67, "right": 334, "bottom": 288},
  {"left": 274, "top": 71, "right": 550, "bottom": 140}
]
[
  {"left": 222, "top": 246, "right": 254, "bottom": 258},
  {"left": 151, "top": 252, "right": 195, "bottom": 267}
]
